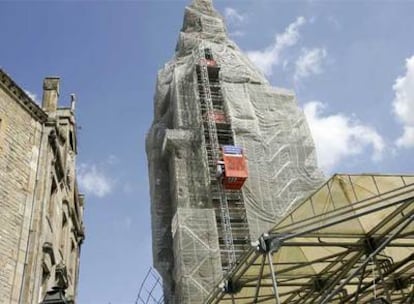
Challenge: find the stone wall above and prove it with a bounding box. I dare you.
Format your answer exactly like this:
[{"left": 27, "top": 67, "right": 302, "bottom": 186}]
[
  {"left": 0, "top": 70, "right": 84, "bottom": 304},
  {"left": 0, "top": 81, "right": 43, "bottom": 303}
]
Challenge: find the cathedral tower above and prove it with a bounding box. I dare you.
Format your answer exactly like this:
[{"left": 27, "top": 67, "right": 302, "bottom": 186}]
[{"left": 146, "top": 1, "right": 323, "bottom": 302}]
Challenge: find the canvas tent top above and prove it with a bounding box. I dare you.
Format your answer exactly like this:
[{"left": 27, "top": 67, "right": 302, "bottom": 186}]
[{"left": 204, "top": 174, "right": 414, "bottom": 304}]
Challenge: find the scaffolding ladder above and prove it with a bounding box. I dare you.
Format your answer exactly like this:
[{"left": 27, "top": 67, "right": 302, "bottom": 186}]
[{"left": 196, "top": 45, "right": 237, "bottom": 269}]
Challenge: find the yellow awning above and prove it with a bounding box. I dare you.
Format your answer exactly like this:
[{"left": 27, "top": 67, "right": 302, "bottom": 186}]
[{"left": 205, "top": 174, "right": 414, "bottom": 304}]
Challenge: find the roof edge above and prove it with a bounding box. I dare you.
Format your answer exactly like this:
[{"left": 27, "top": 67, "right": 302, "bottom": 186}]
[{"left": 0, "top": 68, "right": 48, "bottom": 123}]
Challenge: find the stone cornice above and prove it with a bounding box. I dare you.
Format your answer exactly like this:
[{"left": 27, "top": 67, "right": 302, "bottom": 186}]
[{"left": 0, "top": 68, "right": 48, "bottom": 123}]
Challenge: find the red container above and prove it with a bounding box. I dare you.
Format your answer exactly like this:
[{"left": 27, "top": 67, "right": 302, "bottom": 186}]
[
  {"left": 205, "top": 110, "right": 227, "bottom": 124},
  {"left": 206, "top": 59, "right": 217, "bottom": 67},
  {"left": 199, "top": 59, "right": 217, "bottom": 67},
  {"left": 222, "top": 153, "right": 248, "bottom": 190}
]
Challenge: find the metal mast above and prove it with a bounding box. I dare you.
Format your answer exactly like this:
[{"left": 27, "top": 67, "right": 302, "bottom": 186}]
[{"left": 196, "top": 44, "right": 236, "bottom": 269}]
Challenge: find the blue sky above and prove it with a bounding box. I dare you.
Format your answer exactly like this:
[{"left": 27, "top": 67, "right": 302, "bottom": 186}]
[{"left": 1, "top": 0, "right": 413, "bottom": 303}]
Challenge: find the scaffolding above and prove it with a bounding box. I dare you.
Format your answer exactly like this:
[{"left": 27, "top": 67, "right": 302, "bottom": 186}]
[
  {"left": 172, "top": 208, "right": 222, "bottom": 303},
  {"left": 196, "top": 44, "right": 250, "bottom": 272},
  {"left": 135, "top": 268, "right": 164, "bottom": 304},
  {"left": 204, "top": 174, "right": 414, "bottom": 304},
  {"left": 148, "top": 0, "right": 326, "bottom": 302}
]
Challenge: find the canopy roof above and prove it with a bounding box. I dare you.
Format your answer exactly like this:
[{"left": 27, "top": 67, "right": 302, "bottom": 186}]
[{"left": 205, "top": 174, "right": 414, "bottom": 304}]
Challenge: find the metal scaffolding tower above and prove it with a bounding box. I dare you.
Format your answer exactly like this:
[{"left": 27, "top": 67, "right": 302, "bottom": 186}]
[{"left": 195, "top": 44, "right": 249, "bottom": 271}]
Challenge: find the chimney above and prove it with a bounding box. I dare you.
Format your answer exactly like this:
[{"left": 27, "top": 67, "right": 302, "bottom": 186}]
[{"left": 42, "top": 77, "right": 60, "bottom": 112}]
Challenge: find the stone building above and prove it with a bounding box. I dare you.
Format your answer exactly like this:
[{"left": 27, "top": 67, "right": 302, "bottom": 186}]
[
  {"left": 146, "top": 0, "right": 323, "bottom": 303},
  {"left": 0, "top": 69, "right": 84, "bottom": 304}
]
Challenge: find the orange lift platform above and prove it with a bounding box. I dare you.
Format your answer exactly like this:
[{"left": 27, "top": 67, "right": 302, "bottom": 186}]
[
  {"left": 199, "top": 47, "right": 220, "bottom": 79},
  {"left": 218, "top": 145, "right": 248, "bottom": 190},
  {"left": 204, "top": 109, "right": 228, "bottom": 124}
]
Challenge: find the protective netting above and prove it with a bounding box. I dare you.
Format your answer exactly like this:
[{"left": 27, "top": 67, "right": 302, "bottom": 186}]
[
  {"left": 172, "top": 208, "right": 222, "bottom": 304},
  {"left": 146, "top": 0, "right": 323, "bottom": 303},
  {"left": 222, "top": 82, "right": 323, "bottom": 238}
]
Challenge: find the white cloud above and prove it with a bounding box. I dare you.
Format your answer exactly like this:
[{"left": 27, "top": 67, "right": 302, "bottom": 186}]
[
  {"left": 247, "top": 16, "right": 306, "bottom": 76},
  {"left": 392, "top": 55, "right": 414, "bottom": 148},
  {"left": 224, "top": 8, "right": 246, "bottom": 38},
  {"left": 294, "top": 48, "right": 327, "bottom": 82},
  {"left": 396, "top": 127, "right": 414, "bottom": 147},
  {"left": 224, "top": 7, "right": 245, "bottom": 25},
  {"left": 78, "top": 163, "right": 114, "bottom": 197},
  {"left": 304, "top": 101, "right": 385, "bottom": 172},
  {"left": 25, "top": 90, "right": 40, "bottom": 104}
]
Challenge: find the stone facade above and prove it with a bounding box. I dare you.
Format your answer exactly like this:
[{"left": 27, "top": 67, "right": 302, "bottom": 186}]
[{"left": 0, "top": 69, "right": 84, "bottom": 304}]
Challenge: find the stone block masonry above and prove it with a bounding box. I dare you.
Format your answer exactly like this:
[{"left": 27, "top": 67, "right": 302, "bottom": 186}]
[
  {"left": 0, "top": 79, "right": 43, "bottom": 303},
  {"left": 0, "top": 69, "right": 85, "bottom": 304}
]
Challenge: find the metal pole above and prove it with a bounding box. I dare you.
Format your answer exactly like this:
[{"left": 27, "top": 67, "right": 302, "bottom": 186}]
[
  {"left": 196, "top": 42, "right": 236, "bottom": 268},
  {"left": 274, "top": 196, "right": 413, "bottom": 243},
  {"left": 400, "top": 284, "right": 414, "bottom": 304},
  {"left": 320, "top": 214, "right": 414, "bottom": 304},
  {"left": 373, "top": 256, "right": 392, "bottom": 302},
  {"left": 253, "top": 255, "right": 266, "bottom": 303},
  {"left": 352, "top": 263, "right": 367, "bottom": 304},
  {"left": 267, "top": 252, "right": 281, "bottom": 304}
]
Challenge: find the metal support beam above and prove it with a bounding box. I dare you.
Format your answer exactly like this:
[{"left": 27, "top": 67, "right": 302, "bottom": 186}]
[
  {"left": 202, "top": 178, "right": 414, "bottom": 304},
  {"left": 271, "top": 196, "right": 414, "bottom": 243},
  {"left": 352, "top": 263, "right": 367, "bottom": 304},
  {"left": 373, "top": 256, "right": 392, "bottom": 302},
  {"left": 309, "top": 251, "right": 365, "bottom": 304},
  {"left": 253, "top": 255, "right": 266, "bottom": 303},
  {"left": 341, "top": 253, "right": 414, "bottom": 303},
  {"left": 320, "top": 214, "right": 414, "bottom": 304},
  {"left": 267, "top": 252, "right": 281, "bottom": 304},
  {"left": 400, "top": 284, "right": 414, "bottom": 304}
]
